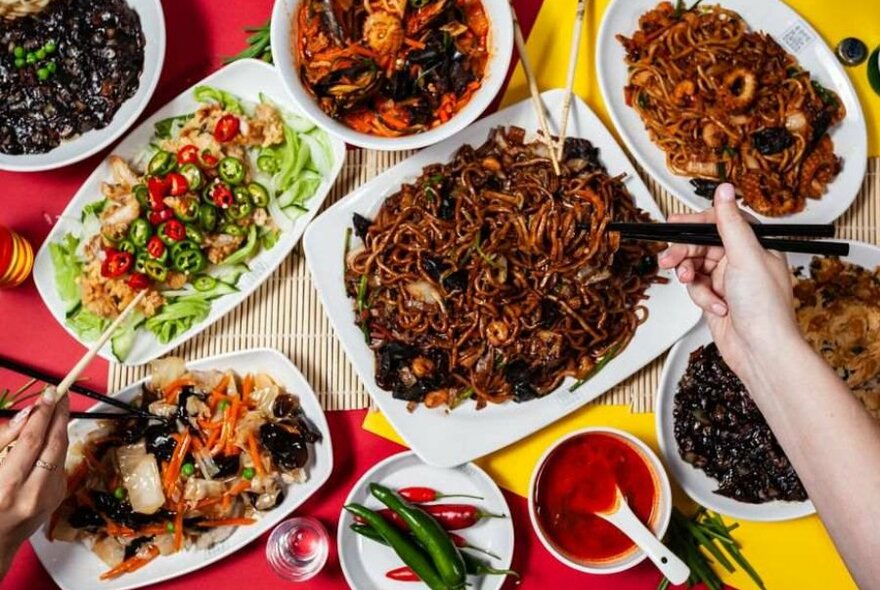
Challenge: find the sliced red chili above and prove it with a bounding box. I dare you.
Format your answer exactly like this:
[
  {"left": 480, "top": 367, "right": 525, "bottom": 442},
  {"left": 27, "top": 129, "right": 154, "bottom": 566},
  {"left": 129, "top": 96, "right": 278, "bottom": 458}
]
[
  {"left": 147, "top": 176, "right": 169, "bottom": 210},
  {"left": 149, "top": 208, "right": 174, "bottom": 226},
  {"left": 166, "top": 172, "right": 189, "bottom": 196},
  {"left": 101, "top": 249, "right": 133, "bottom": 278},
  {"left": 211, "top": 183, "right": 234, "bottom": 209},
  {"left": 213, "top": 114, "right": 240, "bottom": 142},
  {"left": 200, "top": 150, "right": 219, "bottom": 168},
  {"left": 128, "top": 272, "right": 151, "bottom": 290},
  {"left": 146, "top": 236, "right": 166, "bottom": 259},
  {"left": 162, "top": 219, "right": 186, "bottom": 242},
  {"left": 177, "top": 144, "right": 199, "bottom": 165}
]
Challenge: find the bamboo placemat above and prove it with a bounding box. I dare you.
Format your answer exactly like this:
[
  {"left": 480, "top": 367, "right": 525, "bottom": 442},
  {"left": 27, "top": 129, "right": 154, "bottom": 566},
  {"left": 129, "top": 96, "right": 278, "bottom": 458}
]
[{"left": 109, "top": 155, "right": 880, "bottom": 412}]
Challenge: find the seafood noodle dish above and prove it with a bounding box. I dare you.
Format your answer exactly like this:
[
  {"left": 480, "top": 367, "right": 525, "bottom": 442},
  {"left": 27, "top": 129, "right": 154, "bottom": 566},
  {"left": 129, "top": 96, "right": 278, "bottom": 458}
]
[
  {"left": 344, "top": 126, "right": 666, "bottom": 411},
  {"left": 794, "top": 257, "right": 880, "bottom": 419},
  {"left": 50, "top": 357, "right": 322, "bottom": 580},
  {"left": 294, "top": 0, "right": 490, "bottom": 136},
  {"left": 0, "top": 0, "right": 145, "bottom": 155},
  {"left": 48, "top": 86, "right": 334, "bottom": 361},
  {"left": 617, "top": 2, "right": 846, "bottom": 216}
]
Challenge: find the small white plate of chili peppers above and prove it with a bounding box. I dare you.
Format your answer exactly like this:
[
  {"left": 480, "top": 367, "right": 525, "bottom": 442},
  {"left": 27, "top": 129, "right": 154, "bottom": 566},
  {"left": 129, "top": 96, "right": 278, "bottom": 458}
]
[{"left": 337, "top": 451, "right": 515, "bottom": 590}]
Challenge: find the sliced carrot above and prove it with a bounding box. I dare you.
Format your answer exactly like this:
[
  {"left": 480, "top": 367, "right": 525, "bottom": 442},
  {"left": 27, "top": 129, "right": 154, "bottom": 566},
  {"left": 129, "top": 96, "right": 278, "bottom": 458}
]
[
  {"left": 224, "top": 397, "right": 241, "bottom": 456},
  {"left": 241, "top": 374, "right": 254, "bottom": 405},
  {"left": 163, "top": 378, "right": 193, "bottom": 403},
  {"left": 197, "top": 518, "right": 256, "bottom": 528},
  {"left": 404, "top": 37, "right": 426, "bottom": 50},
  {"left": 227, "top": 479, "right": 252, "bottom": 497},
  {"left": 205, "top": 426, "right": 221, "bottom": 451},
  {"left": 100, "top": 546, "right": 160, "bottom": 580},
  {"left": 246, "top": 433, "right": 265, "bottom": 477},
  {"left": 173, "top": 504, "right": 184, "bottom": 552}
]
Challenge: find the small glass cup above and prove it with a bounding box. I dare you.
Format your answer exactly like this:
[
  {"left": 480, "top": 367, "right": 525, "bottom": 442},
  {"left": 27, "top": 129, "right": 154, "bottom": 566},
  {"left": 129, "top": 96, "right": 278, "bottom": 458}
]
[{"left": 266, "top": 516, "right": 330, "bottom": 582}]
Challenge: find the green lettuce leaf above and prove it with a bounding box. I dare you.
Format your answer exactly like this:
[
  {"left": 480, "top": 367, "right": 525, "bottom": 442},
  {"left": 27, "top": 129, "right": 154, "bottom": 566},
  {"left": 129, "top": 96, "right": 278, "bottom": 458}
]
[{"left": 194, "top": 86, "right": 244, "bottom": 114}]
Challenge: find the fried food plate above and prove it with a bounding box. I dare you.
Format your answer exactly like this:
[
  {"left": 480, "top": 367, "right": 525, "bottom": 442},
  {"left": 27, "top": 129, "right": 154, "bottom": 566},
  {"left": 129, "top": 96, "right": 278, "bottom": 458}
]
[
  {"left": 338, "top": 451, "right": 514, "bottom": 590},
  {"left": 597, "top": 0, "right": 867, "bottom": 223},
  {"left": 304, "top": 90, "right": 702, "bottom": 467},
  {"left": 31, "top": 59, "right": 346, "bottom": 366},
  {"left": 30, "top": 348, "right": 334, "bottom": 590}
]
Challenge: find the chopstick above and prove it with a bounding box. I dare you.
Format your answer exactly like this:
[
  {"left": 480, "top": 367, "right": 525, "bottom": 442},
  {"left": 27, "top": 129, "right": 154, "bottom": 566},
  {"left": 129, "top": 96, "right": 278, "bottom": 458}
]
[
  {"left": 617, "top": 232, "right": 850, "bottom": 256},
  {"left": 509, "top": 0, "right": 561, "bottom": 175},
  {"left": 0, "top": 408, "right": 150, "bottom": 421},
  {"left": 0, "top": 355, "right": 159, "bottom": 422},
  {"left": 55, "top": 290, "right": 146, "bottom": 400},
  {"left": 556, "top": 0, "right": 587, "bottom": 161},
  {"left": 608, "top": 222, "right": 836, "bottom": 238}
]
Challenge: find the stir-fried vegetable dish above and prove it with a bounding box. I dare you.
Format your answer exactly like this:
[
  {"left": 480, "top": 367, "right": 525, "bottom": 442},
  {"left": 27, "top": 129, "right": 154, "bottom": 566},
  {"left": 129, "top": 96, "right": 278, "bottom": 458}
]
[
  {"left": 48, "top": 86, "right": 333, "bottom": 361},
  {"left": 294, "top": 0, "right": 490, "bottom": 136},
  {"left": 49, "top": 357, "right": 322, "bottom": 580}
]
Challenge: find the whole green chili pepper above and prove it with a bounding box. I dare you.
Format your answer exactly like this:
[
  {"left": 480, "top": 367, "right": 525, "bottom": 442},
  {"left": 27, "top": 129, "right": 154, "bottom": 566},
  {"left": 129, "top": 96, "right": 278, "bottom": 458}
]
[
  {"left": 344, "top": 504, "right": 450, "bottom": 590},
  {"left": 370, "top": 483, "right": 466, "bottom": 589}
]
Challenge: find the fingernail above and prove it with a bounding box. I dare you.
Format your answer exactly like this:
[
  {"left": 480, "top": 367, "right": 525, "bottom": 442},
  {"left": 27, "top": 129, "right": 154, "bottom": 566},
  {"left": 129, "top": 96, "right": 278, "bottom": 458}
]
[
  {"left": 716, "top": 183, "right": 736, "bottom": 203},
  {"left": 711, "top": 302, "right": 729, "bottom": 316},
  {"left": 658, "top": 249, "right": 670, "bottom": 260},
  {"left": 41, "top": 387, "right": 57, "bottom": 405},
  {"left": 677, "top": 266, "right": 689, "bottom": 281},
  {"left": 10, "top": 405, "right": 31, "bottom": 426}
]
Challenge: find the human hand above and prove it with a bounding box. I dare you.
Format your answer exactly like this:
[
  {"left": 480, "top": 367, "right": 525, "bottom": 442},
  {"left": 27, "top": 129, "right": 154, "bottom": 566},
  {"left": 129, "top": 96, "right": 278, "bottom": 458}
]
[
  {"left": 657, "top": 183, "right": 801, "bottom": 384},
  {"left": 0, "top": 387, "right": 69, "bottom": 579}
]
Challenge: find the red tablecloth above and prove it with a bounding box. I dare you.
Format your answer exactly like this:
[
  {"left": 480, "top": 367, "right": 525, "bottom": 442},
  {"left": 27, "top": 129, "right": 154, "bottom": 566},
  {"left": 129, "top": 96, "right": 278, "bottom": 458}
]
[{"left": 0, "top": 1, "right": 682, "bottom": 588}]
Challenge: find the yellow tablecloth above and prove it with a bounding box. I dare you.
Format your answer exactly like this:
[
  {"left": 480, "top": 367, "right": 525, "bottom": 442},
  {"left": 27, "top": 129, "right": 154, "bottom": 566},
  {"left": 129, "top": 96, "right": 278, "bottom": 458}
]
[{"left": 363, "top": 1, "right": 875, "bottom": 588}]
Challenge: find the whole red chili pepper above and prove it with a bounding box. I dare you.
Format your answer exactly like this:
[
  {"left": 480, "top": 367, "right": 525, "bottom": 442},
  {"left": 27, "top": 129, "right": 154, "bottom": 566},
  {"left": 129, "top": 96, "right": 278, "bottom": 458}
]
[
  {"left": 177, "top": 144, "right": 199, "bottom": 165},
  {"left": 149, "top": 208, "right": 174, "bottom": 226},
  {"left": 128, "top": 272, "right": 151, "bottom": 290},
  {"left": 213, "top": 114, "right": 240, "bottom": 142},
  {"left": 355, "top": 504, "right": 506, "bottom": 532},
  {"left": 211, "top": 183, "right": 234, "bottom": 208},
  {"left": 386, "top": 566, "right": 421, "bottom": 582},
  {"left": 101, "top": 249, "right": 133, "bottom": 278},
  {"left": 146, "top": 236, "right": 165, "bottom": 259},
  {"left": 398, "top": 487, "right": 484, "bottom": 504},
  {"left": 166, "top": 172, "right": 189, "bottom": 196}
]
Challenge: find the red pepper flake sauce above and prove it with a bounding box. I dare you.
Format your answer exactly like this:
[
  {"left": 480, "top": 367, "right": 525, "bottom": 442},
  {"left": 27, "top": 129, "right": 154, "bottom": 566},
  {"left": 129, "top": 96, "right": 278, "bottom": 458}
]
[{"left": 534, "top": 432, "right": 659, "bottom": 563}]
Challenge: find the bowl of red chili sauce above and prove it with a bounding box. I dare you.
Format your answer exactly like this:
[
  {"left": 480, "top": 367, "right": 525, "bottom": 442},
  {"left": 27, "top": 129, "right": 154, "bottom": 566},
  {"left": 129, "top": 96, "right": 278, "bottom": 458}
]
[{"left": 528, "top": 428, "right": 672, "bottom": 574}]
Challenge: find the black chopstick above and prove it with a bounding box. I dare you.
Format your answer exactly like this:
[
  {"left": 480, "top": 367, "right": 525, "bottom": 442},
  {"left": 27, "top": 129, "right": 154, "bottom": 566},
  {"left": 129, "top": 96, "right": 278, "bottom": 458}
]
[
  {"left": 619, "top": 232, "right": 849, "bottom": 256},
  {"left": 0, "top": 408, "right": 148, "bottom": 421},
  {"left": 0, "top": 357, "right": 161, "bottom": 422},
  {"left": 607, "top": 222, "right": 835, "bottom": 238}
]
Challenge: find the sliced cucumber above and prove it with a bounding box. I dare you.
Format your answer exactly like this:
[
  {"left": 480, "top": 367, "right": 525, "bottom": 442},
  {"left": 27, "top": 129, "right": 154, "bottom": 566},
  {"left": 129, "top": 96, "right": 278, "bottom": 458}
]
[
  {"left": 208, "top": 263, "right": 250, "bottom": 286},
  {"left": 110, "top": 310, "right": 145, "bottom": 362},
  {"left": 176, "top": 281, "right": 239, "bottom": 302}
]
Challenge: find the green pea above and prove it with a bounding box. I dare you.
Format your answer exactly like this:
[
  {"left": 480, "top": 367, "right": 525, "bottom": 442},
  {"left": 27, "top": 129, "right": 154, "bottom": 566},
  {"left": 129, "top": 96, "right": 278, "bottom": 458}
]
[
  {"left": 114, "top": 486, "right": 126, "bottom": 500},
  {"left": 181, "top": 462, "right": 195, "bottom": 477},
  {"left": 166, "top": 522, "right": 175, "bottom": 533},
  {"left": 242, "top": 467, "right": 256, "bottom": 481},
  {"left": 45, "top": 40, "right": 56, "bottom": 54},
  {"left": 37, "top": 67, "right": 49, "bottom": 81},
  {"left": 13, "top": 46, "right": 24, "bottom": 58},
  {"left": 25, "top": 52, "right": 36, "bottom": 64},
  {"left": 14, "top": 58, "right": 24, "bottom": 68},
  {"left": 46, "top": 61, "right": 57, "bottom": 74},
  {"left": 35, "top": 48, "right": 46, "bottom": 60},
  {"left": 218, "top": 399, "right": 230, "bottom": 412}
]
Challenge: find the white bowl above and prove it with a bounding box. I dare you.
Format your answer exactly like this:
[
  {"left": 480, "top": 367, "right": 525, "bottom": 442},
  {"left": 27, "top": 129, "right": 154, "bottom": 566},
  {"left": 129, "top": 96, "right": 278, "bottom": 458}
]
[
  {"left": 270, "top": 0, "right": 513, "bottom": 150},
  {"left": 0, "top": 0, "right": 166, "bottom": 172},
  {"left": 528, "top": 427, "right": 673, "bottom": 575}
]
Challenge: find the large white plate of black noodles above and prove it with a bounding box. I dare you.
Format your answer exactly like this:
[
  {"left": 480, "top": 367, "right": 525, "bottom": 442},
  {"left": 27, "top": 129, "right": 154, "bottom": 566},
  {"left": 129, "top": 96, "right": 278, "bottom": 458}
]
[
  {"left": 597, "top": 0, "right": 867, "bottom": 223},
  {"left": 304, "top": 89, "right": 702, "bottom": 468},
  {"left": 0, "top": 0, "right": 165, "bottom": 172},
  {"left": 657, "top": 320, "right": 815, "bottom": 521},
  {"left": 30, "top": 348, "right": 334, "bottom": 590}
]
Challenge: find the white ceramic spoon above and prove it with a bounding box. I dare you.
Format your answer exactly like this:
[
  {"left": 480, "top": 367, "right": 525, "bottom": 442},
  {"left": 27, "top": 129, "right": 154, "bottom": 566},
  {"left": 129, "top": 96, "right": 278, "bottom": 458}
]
[{"left": 597, "top": 487, "right": 690, "bottom": 585}]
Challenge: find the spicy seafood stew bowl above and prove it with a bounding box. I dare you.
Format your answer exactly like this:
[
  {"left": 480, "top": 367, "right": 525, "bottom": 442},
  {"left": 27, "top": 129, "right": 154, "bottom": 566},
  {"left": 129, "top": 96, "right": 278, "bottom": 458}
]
[
  {"left": 270, "top": 0, "right": 514, "bottom": 150},
  {"left": 30, "top": 348, "right": 334, "bottom": 590}
]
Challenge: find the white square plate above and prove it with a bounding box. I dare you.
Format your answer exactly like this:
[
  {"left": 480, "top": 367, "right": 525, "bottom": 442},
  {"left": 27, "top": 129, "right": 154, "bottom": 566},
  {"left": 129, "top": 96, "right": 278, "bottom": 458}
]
[
  {"left": 303, "top": 90, "right": 702, "bottom": 467},
  {"left": 596, "top": 0, "right": 867, "bottom": 224},
  {"left": 30, "top": 348, "right": 334, "bottom": 590},
  {"left": 32, "top": 59, "right": 346, "bottom": 365}
]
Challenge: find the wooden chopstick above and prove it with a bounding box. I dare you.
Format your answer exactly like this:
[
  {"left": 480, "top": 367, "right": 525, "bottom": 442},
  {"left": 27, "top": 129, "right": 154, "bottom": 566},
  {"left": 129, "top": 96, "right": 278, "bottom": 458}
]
[
  {"left": 608, "top": 222, "right": 836, "bottom": 238},
  {"left": 508, "top": 0, "right": 561, "bottom": 175},
  {"left": 0, "top": 408, "right": 148, "bottom": 421},
  {"left": 54, "top": 290, "right": 146, "bottom": 401},
  {"left": 0, "top": 356, "right": 157, "bottom": 421},
  {"left": 619, "top": 232, "right": 850, "bottom": 256},
  {"left": 556, "top": 0, "right": 587, "bottom": 161}
]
